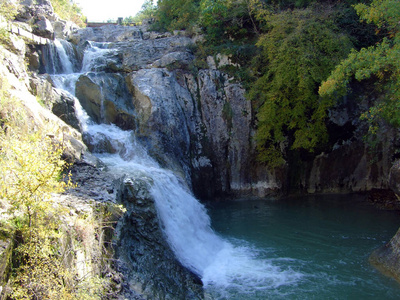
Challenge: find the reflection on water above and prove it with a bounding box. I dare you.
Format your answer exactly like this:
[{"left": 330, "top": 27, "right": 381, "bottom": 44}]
[{"left": 207, "top": 194, "right": 400, "bottom": 299}]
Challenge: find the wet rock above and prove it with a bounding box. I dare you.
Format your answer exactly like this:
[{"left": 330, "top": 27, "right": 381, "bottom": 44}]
[
  {"left": 29, "top": 75, "right": 80, "bottom": 130},
  {"left": 33, "top": 16, "right": 54, "bottom": 39},
  {"left": 389, "top": 160, "right": 400, "bottom": 199},
  {"left": 75, "top": 73, "right": 136, "bottom": 130},
  {"left": 370, "top": 228, "right": 400, "bottom": 283}
]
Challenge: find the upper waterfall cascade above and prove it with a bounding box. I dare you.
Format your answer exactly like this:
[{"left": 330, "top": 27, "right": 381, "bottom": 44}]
[{"left": 46, "top": 39, "right": 302, "bottom": 298}]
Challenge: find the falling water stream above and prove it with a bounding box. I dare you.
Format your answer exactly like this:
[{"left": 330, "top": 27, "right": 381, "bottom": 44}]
[{"left": 46, "top": 40, "right": 400, "bottom": 299}]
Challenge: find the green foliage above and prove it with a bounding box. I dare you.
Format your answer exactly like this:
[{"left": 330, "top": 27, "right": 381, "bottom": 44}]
[
  {"left": 50, "top": 0, "right": 86, "bottom": 27},
  {"left": 0, "top": 76, "right": 114, "bottom": 299},
  {"left": 249, "top": 7, "right": 354, "bottom": 166},
  {"left": 0, "top": 77, "right": 77, "bottom": 299},
  {"left": 320, "top": 0, "right": 400, "bottom": 134},
  {"left": 128, "top": 0, "right": 157, "bottom": 24},
  {"left": 154, "top": 0, "right": 200, "bottom": 31},
  {"left": 0, "top": 0, "right": 19, "bottom": 44},
  {"left": 0, "top": 0, "right": 18, "bottom": 20},
  {"left": 200, "top": 0, "right": 260, "bottom": 44}
]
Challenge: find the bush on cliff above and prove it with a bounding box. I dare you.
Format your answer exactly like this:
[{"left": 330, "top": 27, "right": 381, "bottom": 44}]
[
  {"left": 0, "top": 75, "right": 108, "bottom": 299},
  {"left": 320, "top": 0, "right": 400, "bottom": 136},
  {"left": 151, "top": 0, "right": 382, "bottom": 167},
  {"left": 0, "top": 0, "right": 18, "bottom": 44},
  {"left": 248, "top": 6, "right": 354, "bottom": 167},
  {"left": 50, "top": 0, "right": 86, "bottom": 27},
  {"left": 0, "top": 76, "right": 74, "bottom": 298}
]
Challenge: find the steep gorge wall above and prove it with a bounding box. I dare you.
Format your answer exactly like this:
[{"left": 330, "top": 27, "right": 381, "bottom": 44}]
[
  {"left": 62, "top": 24, "right": 398, "bottom": 199},
  {"left": 53, "top": 25, "right": 281, "bottom": 199},
  {"left": 10, "top": 0, "right": 400, "bottom": 201},
  {"left": 1, "top": 5, "right": 204, "bottom": 298},
  {"left": 5, "top": 0, "right": 400, "bottom": 291}
]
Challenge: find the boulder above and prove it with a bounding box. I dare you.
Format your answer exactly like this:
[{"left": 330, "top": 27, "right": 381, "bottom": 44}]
[
  {"left": 389, "top": 160, "right": 400, "bottom": 199},
  {"left": 33, "top": 16, "right": 54, "bottom": 39},
  {"left": 370, "top": 228, "right": 400, "bottom": 283},
  {"left": 17, "top": 0, "right": 56, "bottom": 24},
  {"left": 53, "top": 20, "right": 79, "bottom": 39},
  {"left": 29, "top": 75, "right": 80, "bottom": 130},
  {"left": 75, "top": 73, "right": 136, "bottom": 130}
]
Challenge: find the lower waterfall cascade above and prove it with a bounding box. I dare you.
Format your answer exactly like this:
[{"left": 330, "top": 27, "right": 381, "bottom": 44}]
[
  {"left": 43, "top": 38, "right": 400, "bottom": 299},
  {"left": 46, "top": 39, "right": 303, "bottom": 298}
]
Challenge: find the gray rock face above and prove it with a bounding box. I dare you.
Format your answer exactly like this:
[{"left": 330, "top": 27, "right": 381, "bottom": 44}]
[
  {"left": 53, "top": 20, "right": 79, "bottom": 39},
  {"left": 127, "top": 68, "right": 197, "bottom": 184},
  {"left": 370, "top": 227, "right": 400, "bottom": 282},
  {"left": 17, "top": 0, "right": 56, "bottom": 24},
  {"left": 16, "top": 0, "right": 78, "bottom": 40},
  {"left": 69, "top": 25, "right": 143, "bottom": 45},
  {"left": 389, "top": 160, "right": 400, "bottom": 199},
  {"left": 29, "top": 74, "right": 80, "bottom": 130},
  {"left": 62, "top": 27, "right": 278, "bottom": 198},
  {"left": 75, "top": 72, "right": 136, "bottom": 130},
  {"left": 33, "top": 17, "right": 54, "bottom": 39},
  {"left": 296, "top": 98, "right": 399, "bottom": 194},
  {"left": 304, "top": 140, "right": 390, "bottom": 193},
  {"left": 126, "top": 67, "right": 277, "bottom": 197}
]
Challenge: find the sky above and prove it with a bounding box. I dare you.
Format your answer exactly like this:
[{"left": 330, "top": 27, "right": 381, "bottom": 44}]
[{"left": 76, "top": 0, "right": 147, "bottom": 22}]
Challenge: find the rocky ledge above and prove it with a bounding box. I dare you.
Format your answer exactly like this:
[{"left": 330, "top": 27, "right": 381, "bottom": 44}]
[{"left": 62, "top": 162, "right": 204, "bottom": 299}]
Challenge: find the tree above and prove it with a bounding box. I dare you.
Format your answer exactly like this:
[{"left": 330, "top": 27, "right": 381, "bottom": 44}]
[
  {"left": 129, "top": 0, "right": 157, "bottom": 24},
  {"left": 50, "top": 0, "right": 86, "bottom": 27},
  {"left": 320, "top": 0, "right": 400, "bottom": 134},
  {"left": 249, "top": 7, "right": 354, "bottom": 166},
  {"left": 0, "top": 0, "right": 18, "bottom": 44},
  {"left": 200, "top": 0, "right": 261, "bottom": 43},
  {"left": 154, "top": 0, "right": 200, "bottom": 31}
]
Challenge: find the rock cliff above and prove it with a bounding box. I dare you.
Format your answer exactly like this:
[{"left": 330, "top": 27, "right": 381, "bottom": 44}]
[
  {"left": 4, "top": 0, "right": 400, "bottom": 293},
  {"left": 52, "top": 25, "right": 280, "bottom": 199},
  {"left": 43, "top": 23, "right": 397, "bottom": 200}
]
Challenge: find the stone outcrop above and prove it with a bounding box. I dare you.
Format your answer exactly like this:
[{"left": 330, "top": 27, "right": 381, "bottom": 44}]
[
  {"left": 29, "top": 74, "right": 81, "bottom": 130},
  {"left": 287, "top": 94, "right": 400, "bottom": 195},
  {"left": 63, "top": 26, "right": 280, "bottom": 198},
  {"left": 370, "top": 228, "right": 400, "bottom": 283},
  {"left": 75, "top": 72, "right": 136, "bottom": 130},
  {"left": 389, "top": 160, "right": 400, "bottom": 199},
  {"left": 16, "top": 0, "right": 78, "bottom": 40},
  {"left": 0, "top": 227, "right": 14, "bottom": 299}
]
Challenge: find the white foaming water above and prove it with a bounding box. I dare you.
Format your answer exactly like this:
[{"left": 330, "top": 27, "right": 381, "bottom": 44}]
[
  {"left": 46, "top": 39, "right": 74, "bottom": 74},
  {"left": 81, "top": 41, "right": 113, "bottom": 72},
  {"left": 49, "top": 41, "right": 303, "bottom": 298}
]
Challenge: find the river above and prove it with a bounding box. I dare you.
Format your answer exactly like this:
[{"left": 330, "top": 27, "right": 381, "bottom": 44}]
[{"left": 207, "top": 194, "right": 400, "bottom": 299}]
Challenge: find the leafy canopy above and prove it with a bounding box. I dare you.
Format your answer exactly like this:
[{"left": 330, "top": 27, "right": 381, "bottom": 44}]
[
  {"left": 50, "top": 0, "right": 86, "bottom": 27},
  {"left": 249, "top": 7, "right": 354, "bottom": 166},
  {"left": 319, "top": 0, "right": 400, "bottom": 134},
  {"left": 124, "top": 0, "right": 157, "bottom": 24},
  {"left": 0, "top": 0, "right": 19, "bottom": 44},
  {"left": 154, "top": 0, "right": 200, "bottom": 31}
]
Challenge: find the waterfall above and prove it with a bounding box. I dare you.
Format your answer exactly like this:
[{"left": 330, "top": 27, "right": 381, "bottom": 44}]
[
  {"left": 43, "top": 39, "right": 76, "bottom": 74},
  {"left": 49, "top": 41, "right": 303, "bottom": 298},
  {"left": 81, "top": 41, "right": 113, "bottom": 72}
]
